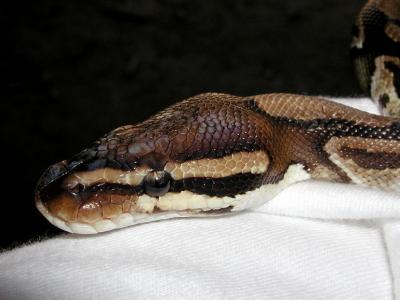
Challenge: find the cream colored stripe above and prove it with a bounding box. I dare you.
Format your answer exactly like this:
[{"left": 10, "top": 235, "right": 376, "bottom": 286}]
[
  {"left": 165, "top": 150, "right": 269, "bottom": 180},
  {"left": 64, "top": 167, "right": 150, "bottom": 188},
  {"left": 63, "top": 151, "right": 269, "bottom": 188}
]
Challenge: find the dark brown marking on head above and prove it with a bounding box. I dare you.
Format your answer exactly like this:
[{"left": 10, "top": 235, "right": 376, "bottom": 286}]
[{"left": 339, "top": 146, "right": 400, "bottom": 170}]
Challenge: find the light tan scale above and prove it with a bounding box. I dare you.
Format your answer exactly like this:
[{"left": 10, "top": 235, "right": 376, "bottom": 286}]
[{"left": 164, "top": 151, "right": 269, "bottom": 180}]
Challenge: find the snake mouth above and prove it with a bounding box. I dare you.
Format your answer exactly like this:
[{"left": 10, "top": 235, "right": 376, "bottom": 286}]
[
  {"left": 34, "top": 192, "right": 186, "bottom": 234},
  {"left": 34, "top": 189, "right": 236, "bottom": 234}
]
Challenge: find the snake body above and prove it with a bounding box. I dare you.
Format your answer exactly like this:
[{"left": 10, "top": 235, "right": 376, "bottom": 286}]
[
  {"left": 36, "top": 1, "right": 400, "bottom": 234},
  {"left": 351, "top": 0, "right": 400, "bottom": 115}
]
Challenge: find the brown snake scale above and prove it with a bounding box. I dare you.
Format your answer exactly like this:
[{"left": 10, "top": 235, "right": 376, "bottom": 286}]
[{"left": 35, "top": 0, "right": 400, "bottom": 234}]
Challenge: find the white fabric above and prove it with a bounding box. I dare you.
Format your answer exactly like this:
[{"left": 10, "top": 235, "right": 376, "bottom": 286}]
[{"left": 1, "top": 97, "right": 399, "bottom": 300}]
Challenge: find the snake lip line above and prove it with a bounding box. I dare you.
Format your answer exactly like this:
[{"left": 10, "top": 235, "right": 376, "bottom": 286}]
[
  {"left": 35, "top": 193, "right": 177, "bottom": 234},
  {"left": 34, "top": 190, "right": 236, "bottom": 234}
]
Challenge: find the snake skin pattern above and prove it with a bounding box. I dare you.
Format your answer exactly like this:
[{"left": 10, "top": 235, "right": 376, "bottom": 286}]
[
  {"left": 351, "top": 0, "right": 400, "bottom": 115},
  {"left": 35, "top": 0, "right": 400, "bottom": 234}
]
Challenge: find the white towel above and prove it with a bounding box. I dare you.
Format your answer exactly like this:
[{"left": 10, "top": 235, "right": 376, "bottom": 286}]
[{"left": 1, "top": 97, "right": 399, "bottom": 300}]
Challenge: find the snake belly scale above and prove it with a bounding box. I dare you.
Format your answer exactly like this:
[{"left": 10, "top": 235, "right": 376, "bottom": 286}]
[{"left": 35, "top": 0, "right": 400, "bottom": 234}]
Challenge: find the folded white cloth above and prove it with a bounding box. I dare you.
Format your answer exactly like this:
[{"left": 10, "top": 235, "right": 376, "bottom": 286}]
[{"left": 1, "top": 98, "right": 399, "bottom": 300}]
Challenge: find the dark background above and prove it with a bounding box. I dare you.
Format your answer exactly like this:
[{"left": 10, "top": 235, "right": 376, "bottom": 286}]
[{"left": 3, "top": 0, "right": 365, "bottom": 249}]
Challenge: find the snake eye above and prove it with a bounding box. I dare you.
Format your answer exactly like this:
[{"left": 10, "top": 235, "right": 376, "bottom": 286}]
[{"left": 144, "top": 171, "right": 171, "bottom": 197}]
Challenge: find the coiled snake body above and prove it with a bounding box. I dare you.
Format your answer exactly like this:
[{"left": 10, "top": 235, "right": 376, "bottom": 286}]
[{"left": 36, "top": 0, "right": 400, "bottom": 234}]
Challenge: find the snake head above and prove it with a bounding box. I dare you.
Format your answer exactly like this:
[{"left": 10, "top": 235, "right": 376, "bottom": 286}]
[
  {"left": 34, "top": 135, "right": 182, "bottom": 234},
  {"left": 35, "top": 94, "right": 271, "bottom": 234},
  {"left": 34, "top": 136, "right": 249, "bottom": 234}
]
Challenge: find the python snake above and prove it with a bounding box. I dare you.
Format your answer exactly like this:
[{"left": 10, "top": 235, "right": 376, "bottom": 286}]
[{"left": 35, "top": 0, "right": 400, "bottom": 234}]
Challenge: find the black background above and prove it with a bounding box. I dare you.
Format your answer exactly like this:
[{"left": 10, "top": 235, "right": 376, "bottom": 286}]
[{"left": 3, "top": 0, "right": 366, "bottom": 249}]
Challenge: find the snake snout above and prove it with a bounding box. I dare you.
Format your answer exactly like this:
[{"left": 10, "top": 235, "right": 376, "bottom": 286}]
[
  {"left": 35, "top": 160, "right": 84, "bottom": 232},
  {"left": 35, "top": 155, "right": 146, "bottom": 233},
  {"left": 36, "top": 161, "right": 69, "bottom": 193}
]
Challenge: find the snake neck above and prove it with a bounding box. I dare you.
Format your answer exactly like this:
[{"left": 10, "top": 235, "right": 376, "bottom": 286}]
[{"left": 242, "top": 93, "right": 400, "bottom": 192}]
